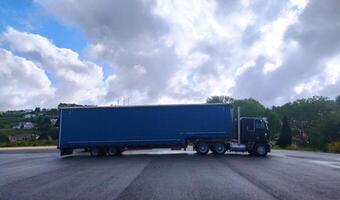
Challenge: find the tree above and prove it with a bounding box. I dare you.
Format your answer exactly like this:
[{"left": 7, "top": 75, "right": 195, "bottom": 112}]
[
  {"left": 206, "top": 96, "right": 234, "bottom": 104},
  {"left": 277, "top": 116, "right": 292, "bottom": 148},
  {"left": 336, "top": 95, "right": 340, "bottom": 106},
  {"left": 273, "top": 96, "right": 337, "bottom": 149},
  {"left": 233, "top": 98, "right": 266, "bottom": 117},
  {"left": 34, "top": 107, "right": 41, "bottom": 113}
]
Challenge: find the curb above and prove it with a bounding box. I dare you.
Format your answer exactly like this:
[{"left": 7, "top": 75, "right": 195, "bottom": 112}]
[{"left": 0, "top": 146, "right": 57, "bottom": 151}]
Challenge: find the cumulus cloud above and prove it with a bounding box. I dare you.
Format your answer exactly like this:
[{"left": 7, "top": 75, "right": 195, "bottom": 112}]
[
  {"left": 38, "top": 0, "right": 178, "bottom": 104},
  {"left": 35, "top": 0, "right": 340, "bottom": 106},
  {"left": 155, "top": 0, "right": 301, "bottom": 104},
  {"left": 1, "top": 0, "right": 339, "bottom": 109},
  {"left": 231, "top": 0, "right": 340, "bottom": 105},
  {"left": 2, "top": 27, "right": 106, "bottom": 105},
  {"left": 0, "top": 48, "right": 54, "bottom": 110}
]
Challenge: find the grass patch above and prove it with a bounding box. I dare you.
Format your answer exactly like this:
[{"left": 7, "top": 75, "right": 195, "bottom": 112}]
[
  {"left": 272, "top": 144, "right": 319, "bottom": 152},
  {"left": 0, "top": 140, "right": 57, "bottom": 147}
]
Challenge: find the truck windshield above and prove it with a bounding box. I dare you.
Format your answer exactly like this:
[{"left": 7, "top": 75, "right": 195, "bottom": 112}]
[
  {"left": 255, "top": 119, "right": 267, "bottom": 129},
  {"left": 264, "top": 120, "right": 269, "bottom": 130},
  {"left": 256, "top": 119, "right": 269, "bottom": 130}
]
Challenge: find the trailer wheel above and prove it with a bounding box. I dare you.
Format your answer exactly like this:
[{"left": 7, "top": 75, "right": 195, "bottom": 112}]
[
  {"left": 195, "top": 142, "right": 209, "bottom": 155},
  {"left": 211, "top": 143, "right": 227, "bottom": 155},
  {"left": 255, "top": 144, "right": 267, "bottom": 157},
  {"left": 90, "top": 148, "right": 104, "bottom": 156},
  {"left": 107, "top": 147, "right": 122, "bottom": 156}
]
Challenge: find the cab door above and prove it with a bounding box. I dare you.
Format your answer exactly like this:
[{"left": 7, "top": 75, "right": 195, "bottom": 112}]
[
  {"left": 240, "top": 118, "right": 255, "bottom": 143},
  {"left": 254, "top": 119, "right": 267, "bottom": 142}
]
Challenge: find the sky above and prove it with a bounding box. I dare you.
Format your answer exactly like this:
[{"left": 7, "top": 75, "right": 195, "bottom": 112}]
[{"left": 0, "top": 0, "right": 339, "bottom": 110}]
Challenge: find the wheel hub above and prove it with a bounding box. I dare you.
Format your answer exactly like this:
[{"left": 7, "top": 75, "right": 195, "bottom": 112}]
[
  {"left": 257, "top": 146, "right": 266, "bottom": 155},
  {"left": 215, "top": 144, "right": 225, "bottom": 153}
]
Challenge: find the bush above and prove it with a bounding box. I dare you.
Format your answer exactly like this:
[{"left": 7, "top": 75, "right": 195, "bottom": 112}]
[
  {"left": 0, "top": 140, "right": 56, "bottom": 147},
  {"left": 277, "top": 116, "right": 292, "bottom": 147},
  {"left": 0, "top": 134, "right": 9, "bottom": 143},
  {"left": 273, "top": 144, "right": 316, "bottom": 151},
  {"left": 327, "top": 142, "right": 340, "bottom": 153}
]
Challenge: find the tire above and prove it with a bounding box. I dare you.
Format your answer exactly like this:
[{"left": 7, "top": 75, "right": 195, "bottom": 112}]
[
  {"left": 255, "top": 144, "right": 268, "bottom": 157},
  {"left": 90, "top": 148, "right": 104, "bottom": 156},
  {"left": 107, "top": 147, "right": 122, "bottom": 156},
  {"left": 211, "top": 142, "right": 227, "bottom": 155},
  {"left": 195, "top": 142, "right": 209, "bottom": 155}
]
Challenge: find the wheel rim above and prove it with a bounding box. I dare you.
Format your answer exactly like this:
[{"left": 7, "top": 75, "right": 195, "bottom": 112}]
[
  {"left": 257, "top": 146, "right": 266, "bottom": 155},
  {"left": 214, "top": 143, "right": 225, "bottom": 154},
  {"left": 197, "top": 143, "right": 208, "bottom": 154}
]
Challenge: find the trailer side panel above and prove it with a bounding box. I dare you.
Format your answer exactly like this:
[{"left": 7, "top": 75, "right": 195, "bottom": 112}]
[{"left": 59, "top": 104, "right": 232, "bottom": 149}]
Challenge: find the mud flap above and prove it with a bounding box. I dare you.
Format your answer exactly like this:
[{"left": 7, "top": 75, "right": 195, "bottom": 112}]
[
  {"left": 266, "top": 143, "right": 271, "bottom": 152},
  {"left": 60, "top": 149, "right": 73, "bottom": 156}
]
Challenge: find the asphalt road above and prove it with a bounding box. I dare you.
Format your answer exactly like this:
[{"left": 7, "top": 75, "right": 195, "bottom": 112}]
[{"left": 1, "top": 148, "right": 340, "bottom": 200}]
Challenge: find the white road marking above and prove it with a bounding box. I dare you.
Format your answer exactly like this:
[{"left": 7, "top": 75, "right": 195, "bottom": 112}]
[{"left": 308, "top": 160, "right": 340, "bottom": 169}]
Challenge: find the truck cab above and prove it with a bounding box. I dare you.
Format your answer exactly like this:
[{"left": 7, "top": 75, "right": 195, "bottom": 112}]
[
  {"left": 239, "top": 117, "right": 271, "bottom": 156},
  {"left": 240, "top": 117, "right": 270, "bottom": 143}
]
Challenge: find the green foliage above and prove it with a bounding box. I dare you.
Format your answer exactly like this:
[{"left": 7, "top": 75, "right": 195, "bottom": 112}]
[
  {"left": 0, "top": 109, "right": 59, "bottom": 145},
  {"left": 206, "top": 95, "right": 340, "bottom": 153},
  {"left": 206, "top": 96, "right": 234, "bottom": 104},
  {"left": 34, "top": 107, "right": 41, "bottom": 113},
  {"left": 233, "top": 98, "right": 266, "bottom": 117},
  {"left": 273, "top": 96, "right": 340, "bottom": 150},
  {"left": 277, "top": 116, "right": 292, "bottom": 147},
  {"left": 327, "top": 141, "right": 340, "bottom": 153},
  {"left": 39, "top": 127, "right": 58, "bottom": 140},
  {"left": 44, "top": 108, "right": 58, "bottom": 116},
  {"left": 0, "top": 139, "right": 56, "bottom": 147},
  {"left": 0, "top": 134, "right": 9, "bottom": 143},
  {"left": 336, "top": 95, "right": 340, "bottom": 106},
  {"left": 0, "top": 112, "right": 22, "bottom": 129}
]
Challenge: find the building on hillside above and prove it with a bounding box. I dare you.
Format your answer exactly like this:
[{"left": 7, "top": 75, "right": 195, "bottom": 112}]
[
  {"left": 12, "top": 123, "right": 22, "bottom": 129},
  {"left": 24, "top": 113, "right": 36, "bottom": 119},
  {"left": 12, "top": 122, "right": 35, "bottom": 129},
  {"left": 50, "top": 118, "right": 58, "bottom": 126},
  {"left": 8, "top": 134, "right": 40, "bottom": 143},
  {"left": 23, "top": 122, "right": 34, "bottom": 129},
  {"left": 23, "top": 109, "right": 33, "bottom": 113}
]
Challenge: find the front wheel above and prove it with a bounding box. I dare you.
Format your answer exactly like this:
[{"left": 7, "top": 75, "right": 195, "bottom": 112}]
[
  {"left": 255, "top": 144, "right": 268, "bottom": 157},
  {"left": 195, "top": 142, "right": 209, "bottom": 155}
]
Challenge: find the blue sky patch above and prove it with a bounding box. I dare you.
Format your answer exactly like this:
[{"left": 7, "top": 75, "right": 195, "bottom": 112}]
[{"left": 0, "top": 0, "right": 87, "bottom": 53}]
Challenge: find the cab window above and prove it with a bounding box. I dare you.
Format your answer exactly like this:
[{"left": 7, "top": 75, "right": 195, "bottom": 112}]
[
  {"left": 255, "top": 119, "right": 265, "bottom": 129},
  {"left": 246, "top": 119, "right": 255, "bottom": 132}
]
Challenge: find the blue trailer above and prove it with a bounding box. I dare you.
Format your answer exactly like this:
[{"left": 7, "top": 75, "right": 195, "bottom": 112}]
[{"left": 58, "top": 104, "right": 270, "bottom": 156}]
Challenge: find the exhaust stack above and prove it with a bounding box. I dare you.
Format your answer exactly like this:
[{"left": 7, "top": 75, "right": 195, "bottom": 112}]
[
  {"left": 229, "top": 106, "right": 246, "bottom": 151},
  {"left": 237, "top": 106, "right": 241, "bottom": 144}
]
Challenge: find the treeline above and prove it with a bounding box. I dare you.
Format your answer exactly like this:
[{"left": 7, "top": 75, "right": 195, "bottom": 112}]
[{"left": 206, "top": 95, "right": 340, "bottom": 152}]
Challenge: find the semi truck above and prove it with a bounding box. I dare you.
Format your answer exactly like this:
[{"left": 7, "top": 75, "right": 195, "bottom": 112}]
[{"left": 58, "top": 104, "right": 271, "bottom": 157}]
